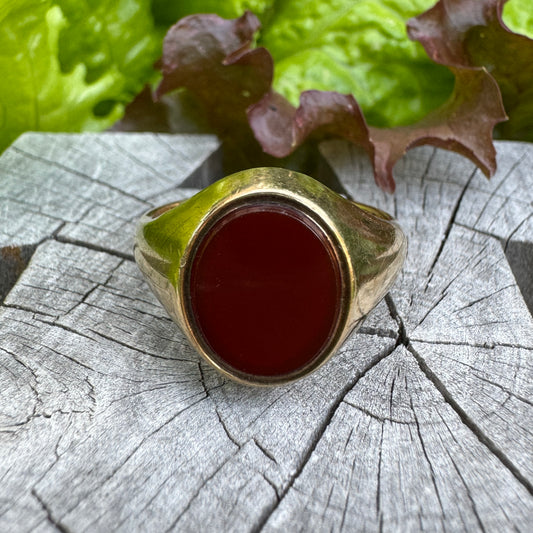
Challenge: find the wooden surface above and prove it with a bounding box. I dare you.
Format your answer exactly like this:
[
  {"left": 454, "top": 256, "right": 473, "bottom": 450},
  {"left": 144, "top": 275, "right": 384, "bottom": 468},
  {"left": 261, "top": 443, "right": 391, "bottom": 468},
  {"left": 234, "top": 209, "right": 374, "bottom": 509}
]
[{"left": 0, "top": 133, "right": 532, "bottom": 532}]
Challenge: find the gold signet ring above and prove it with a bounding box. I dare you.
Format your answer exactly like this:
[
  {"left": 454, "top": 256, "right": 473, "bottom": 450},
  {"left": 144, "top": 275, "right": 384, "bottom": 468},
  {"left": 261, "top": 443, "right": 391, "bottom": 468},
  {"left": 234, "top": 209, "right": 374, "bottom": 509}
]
[{"left": 134, "top": 167, "right": 406, "bottom": 386}]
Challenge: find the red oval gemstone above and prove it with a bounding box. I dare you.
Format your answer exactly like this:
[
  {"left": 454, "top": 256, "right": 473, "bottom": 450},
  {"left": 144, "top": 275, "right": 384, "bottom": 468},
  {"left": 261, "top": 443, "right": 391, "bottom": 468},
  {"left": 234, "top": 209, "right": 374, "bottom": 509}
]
[{"left": 188, "top": 203, "right": 342, "bottom": 378}]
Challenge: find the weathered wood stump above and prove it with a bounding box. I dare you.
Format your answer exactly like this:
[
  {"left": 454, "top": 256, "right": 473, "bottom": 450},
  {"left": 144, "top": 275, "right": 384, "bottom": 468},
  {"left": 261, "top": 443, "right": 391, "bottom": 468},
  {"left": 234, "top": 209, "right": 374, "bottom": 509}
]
[{"left": 1, "top": 133, "right": 531, "bottom": 532}]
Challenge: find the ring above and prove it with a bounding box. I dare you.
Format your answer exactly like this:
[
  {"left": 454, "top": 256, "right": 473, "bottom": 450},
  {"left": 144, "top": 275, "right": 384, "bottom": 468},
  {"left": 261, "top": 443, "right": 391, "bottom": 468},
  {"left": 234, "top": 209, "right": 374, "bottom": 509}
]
[{"left": 134, "top": 167, "right": 406, "bottom": 386}]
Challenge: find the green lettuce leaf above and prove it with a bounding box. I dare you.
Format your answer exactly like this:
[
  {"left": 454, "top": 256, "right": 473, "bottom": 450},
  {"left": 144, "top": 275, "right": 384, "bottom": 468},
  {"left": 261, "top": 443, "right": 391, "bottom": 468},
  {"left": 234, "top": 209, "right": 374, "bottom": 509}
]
[
  {"left": 151, "top": 0, "right": 274, "bottom": 27},
  {"left": 260, "top": 0, "right": 454, "bottom": 128},
  {"left": 0, "top": 0, "right": 159, "bottom": 153},
  {"left": 502, "top": 0, "right": 533, "bottom": 38}
]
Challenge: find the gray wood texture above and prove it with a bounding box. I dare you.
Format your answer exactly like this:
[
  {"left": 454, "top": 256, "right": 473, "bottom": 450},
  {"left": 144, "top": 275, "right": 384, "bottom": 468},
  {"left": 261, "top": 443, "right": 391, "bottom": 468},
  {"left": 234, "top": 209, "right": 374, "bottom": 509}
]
[{"left": 0, "top": 133, "right": 531, "bottom": 532}]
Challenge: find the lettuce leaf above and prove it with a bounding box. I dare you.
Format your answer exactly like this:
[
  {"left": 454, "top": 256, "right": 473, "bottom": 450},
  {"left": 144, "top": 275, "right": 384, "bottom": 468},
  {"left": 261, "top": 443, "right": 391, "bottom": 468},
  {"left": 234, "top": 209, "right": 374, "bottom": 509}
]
[
  {"left": 502, "top": 0, "right": 533, "bottom": 38},
  {"left": 259, "top": 0, "right": 455, "bottom": 128},
  {"left": 156, "top": 7, "right": 508, "bottom": 191},
  {"left": 248, "top": 68, "right": 505, "bottom": 192},
  {"left": 0, "top": 0, "right": 159, "bottom": 152},
  {"left": 151, "top": 0, "right": 274, "bottom": 27},
  {"left": 153, "top": 0, "right": 454, "bottom": 129},
  {"left": 409, "top": 0, "right": 533, "bottom": 141}
]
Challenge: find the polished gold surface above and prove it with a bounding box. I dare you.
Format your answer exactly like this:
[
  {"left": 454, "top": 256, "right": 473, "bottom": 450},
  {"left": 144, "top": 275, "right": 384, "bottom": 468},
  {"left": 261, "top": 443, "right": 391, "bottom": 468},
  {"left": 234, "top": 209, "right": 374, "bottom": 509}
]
[{"left": 134, "top": 167, "right": 407, "bottom": 386}]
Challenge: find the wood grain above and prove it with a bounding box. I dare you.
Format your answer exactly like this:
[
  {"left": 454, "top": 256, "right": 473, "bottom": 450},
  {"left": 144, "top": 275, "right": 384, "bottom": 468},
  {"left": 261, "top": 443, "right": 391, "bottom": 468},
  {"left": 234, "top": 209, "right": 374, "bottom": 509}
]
[{"left": 0, "top": 133, "right": 531, "bottom": 532}]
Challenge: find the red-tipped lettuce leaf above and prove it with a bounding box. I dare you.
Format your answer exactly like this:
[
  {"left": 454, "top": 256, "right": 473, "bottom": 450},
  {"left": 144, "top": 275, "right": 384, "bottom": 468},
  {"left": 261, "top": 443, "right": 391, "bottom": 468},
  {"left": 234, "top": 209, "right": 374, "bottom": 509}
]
[
  {"left": 368, "top": 67, "right": 507, "bottom": 192},
  {"left": 248, "top": 90, "right": 371, "bottom": 157},
  {"left": 156, "top": 11, "right": 272, "bottom": 135},
  {"left": 408, "top": 0, "right": 533, "bottom": 142},
  {"left": 248, "top": 69, "right": 505, "bottom": 193},
  {"left": 155, "top": 7, "right": 515, "bottom": 192}
]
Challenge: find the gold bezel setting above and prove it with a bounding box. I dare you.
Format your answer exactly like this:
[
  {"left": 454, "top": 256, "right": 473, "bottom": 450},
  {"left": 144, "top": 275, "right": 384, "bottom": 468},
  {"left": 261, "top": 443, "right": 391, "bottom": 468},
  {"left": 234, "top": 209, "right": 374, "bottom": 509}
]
[{"left": 134, "top": 167, "right": 407, "bottom": 386}]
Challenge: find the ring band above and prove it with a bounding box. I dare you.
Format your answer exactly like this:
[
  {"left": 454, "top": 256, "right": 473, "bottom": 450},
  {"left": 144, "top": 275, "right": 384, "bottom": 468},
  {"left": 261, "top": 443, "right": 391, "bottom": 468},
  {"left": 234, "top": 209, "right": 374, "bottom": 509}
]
[{"left": 134, "top": 167, "right": 406, "bottom": 386}]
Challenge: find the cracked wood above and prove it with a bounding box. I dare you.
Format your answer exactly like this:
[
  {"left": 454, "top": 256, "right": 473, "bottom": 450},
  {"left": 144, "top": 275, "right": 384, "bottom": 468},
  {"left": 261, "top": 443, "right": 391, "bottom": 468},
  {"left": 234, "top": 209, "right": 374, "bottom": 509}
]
[{"left": 0, "top": 133, "right": 532, "bottom": 532}]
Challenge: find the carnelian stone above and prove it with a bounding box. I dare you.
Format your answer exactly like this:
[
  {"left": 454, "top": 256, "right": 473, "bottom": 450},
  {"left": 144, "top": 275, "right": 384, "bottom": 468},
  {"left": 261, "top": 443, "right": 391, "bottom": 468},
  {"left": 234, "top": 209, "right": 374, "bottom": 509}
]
[{"left": 189, "top": 203, "right": 342, "bottom": 377}]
